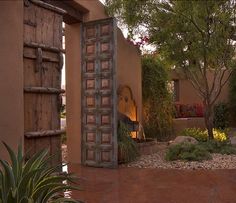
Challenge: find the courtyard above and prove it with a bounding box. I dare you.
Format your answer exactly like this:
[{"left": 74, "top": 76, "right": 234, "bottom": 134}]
[
  {"left": 69, "top": 165, "right": 236, "bottom": 203},
  {"left": 1, "top": 0, "right": 236, "bottom": 203}
]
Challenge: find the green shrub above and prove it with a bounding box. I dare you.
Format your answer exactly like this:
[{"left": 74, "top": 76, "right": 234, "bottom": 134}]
[
  {"left": 181, "top": 128, "right": 228, "bottom": 142},
  {"left": 213, "top": 102, "right": 229, "bottom": 130},
  {"left": 118, "top": 121, "right": 139, "bottom": 163},
  {"left": 166, "top": 140, "right": 236, "bottom": 162},
  {"left": 199, "top": 140, "right": 236, "bottom": 155},
  {"left": 0, "top": 142, "right": 79, "bottom": 203},
  {"left": 165, "top": 143, "right": 211, "bottom": 161}
]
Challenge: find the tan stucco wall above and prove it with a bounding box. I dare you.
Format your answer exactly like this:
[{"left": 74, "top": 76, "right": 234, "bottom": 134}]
[
  {"left": 66, "top": 0, "right": 142, "bottom": 164},
  {"left": 0, "top": 1, "right": 24, "bottom": 160},
  {"left": 65, "top": 23, "right": 82, "bottom": 164},
  {"left": 173, "top": 118, "right": 205, "bottom": 136},
  {"left": 77, "top": 0, "right": 107, "bottom": 21},
  {"left": 171, "top": 70, "right": 230, "bottom": 104},
  {"left": 117, "top": 30, "right": 142, "bottom": 123},
  {"left": 65, "top": 0, "right": 107, "bottom": 164}
]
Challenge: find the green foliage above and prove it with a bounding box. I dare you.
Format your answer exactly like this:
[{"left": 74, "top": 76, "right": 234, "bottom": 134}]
[
  {"left": 106, "top": 0, "right": 236, "bottom": 139},
  {"left": 213, "top": 103, "right": 229, "bottom": 130},
  {"left": 0, "top": 142, "right": 79, "bottom": 203},
  {"left": 181, "top": 128, "right": 228, "bottom": 142},
  {"left": 166, "top": 140, "right": 236, "bottom": 161},
  {"left": 229, "top": 70, "right": 236, "bottom": 123},
  {"left": 118, "top": 122, "right": 139, "bottom": 163},
  {"left": 61, "top": 104, "right": 66, "bottom": 119},
  {"left": 142, "top": 56, "right": 173, "bottom": 140},
  {"left": 200, "top": 140, "right": 236, "bottom": 155},
  {"left": 165, "top": 143, "right": 211, "bottom": 161}
]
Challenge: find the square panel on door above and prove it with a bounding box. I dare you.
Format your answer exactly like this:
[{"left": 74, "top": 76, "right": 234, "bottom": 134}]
[
  {"left": 86, "top": 96, "right": 95, "bottom": 107},
  {"left": 101, "top": 78, "right": 110, "bottom": 89},
  {"left": 101, "top": 95, "right": 111, "bottom": 107},
  {"left": 100, "top": 60, "right": 110, "bottom": 72},
  {"left": 86, "top": 26, "right": 96, "bottom": 38},
  {"left": 101, "top": 151, "right": 112, "bottom": 162},
  {"left": 101, "top": 132, "right": 112, "bottom": 144},
  {"left": 86, "top": 43, "right": 96, "bottom": 55},
  {"left": 86, "top": 131, "right": 96, "bottom": 143},
  {"left": 86, "top": 113, "right": 96, "bottom": 125},
  {"left": 86, "top": 149, "right": 96, "bottom": 161},
  {"left": 86, "top": 79, "right": 95, "bottom": 89},
  {"left": 86, "top": 61, "right": 95, "bottom": 73},
  {"left": 101, "top": 114, "right": 111, "bottom": 125},
  {"left": 100, "top": 24, "right": 110, "bottom": 36},
  {"left": 100, "top": 42, "right": 110, "bottom": 53}
]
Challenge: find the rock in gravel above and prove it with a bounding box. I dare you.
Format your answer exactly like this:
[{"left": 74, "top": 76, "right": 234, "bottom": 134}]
[
  {"left": 229, "top": 136, "right": 236, "bottom": 145},
  {"left": 169, "top": 136, "right": 198, "bottom": 146}
]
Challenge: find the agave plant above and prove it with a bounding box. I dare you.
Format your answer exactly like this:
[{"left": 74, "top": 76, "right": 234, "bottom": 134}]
[{"left": 0, "top": 142, "right": 79, "bottom": 203}]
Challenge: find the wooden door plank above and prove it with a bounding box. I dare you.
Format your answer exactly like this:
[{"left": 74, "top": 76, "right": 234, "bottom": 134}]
[{"left": 24, "top": 1, "right": 63, "bottom": 166}]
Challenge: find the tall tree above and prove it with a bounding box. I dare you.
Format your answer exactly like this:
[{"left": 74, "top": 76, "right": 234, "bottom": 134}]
[{"left": 106, "top": 0, "right": 236, "bottom": 139}]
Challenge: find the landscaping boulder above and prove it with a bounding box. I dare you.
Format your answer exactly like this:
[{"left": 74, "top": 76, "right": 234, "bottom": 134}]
[
  {"left": 230, "top": 136, "right": 236, "bottom": 145},
  {"left": 169, "top": 136, "right": 198, "bottom": 146}
]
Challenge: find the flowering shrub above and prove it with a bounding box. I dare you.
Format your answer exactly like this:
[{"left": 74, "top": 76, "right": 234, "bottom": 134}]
[
  {"left": 181, "top": 128, "right": 228, "bottom": 142},
  {"left": 181, "top": 128, "right": 207, "bottom": 142},
  {"left": 212, "top": 129, "right": 228, "bottom": 142}
]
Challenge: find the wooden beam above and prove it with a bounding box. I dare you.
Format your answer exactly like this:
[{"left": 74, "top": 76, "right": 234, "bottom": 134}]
[
  {"left": 43, "top": 0, "right": 83, "bottom": 24},
  {"left": 24, "top": 87, "right": 65, "bottom": 94},
  {"left": 28, "top": 0, "right": 66, "bottom": 15},
  {"left": 24, "top": 42, "right": 65, "bottom": 53},
  {"left": 25, "top": 129, "right": 66, "bottom": 138}
]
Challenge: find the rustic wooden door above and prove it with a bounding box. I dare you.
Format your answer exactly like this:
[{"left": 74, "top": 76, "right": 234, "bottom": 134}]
[
  {"left": 81, "top": 18, "right": 118, "bottom": 168},
  {"left": 23, "top": 0, "right": 64, "bottom": 166}
]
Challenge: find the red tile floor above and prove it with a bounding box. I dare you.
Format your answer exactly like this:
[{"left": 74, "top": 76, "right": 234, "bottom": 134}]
[{"left": 68, "top": 165, "right": 236, "bottom": 203}]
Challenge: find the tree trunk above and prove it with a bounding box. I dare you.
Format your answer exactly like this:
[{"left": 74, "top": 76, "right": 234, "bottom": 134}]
[{"left": 204, "top": 102, "right": 214, "bottom": 139}]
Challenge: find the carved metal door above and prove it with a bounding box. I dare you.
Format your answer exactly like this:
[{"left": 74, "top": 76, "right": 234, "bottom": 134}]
[{"left": 81, "top": 18, "right": 118, "bottom": 168}]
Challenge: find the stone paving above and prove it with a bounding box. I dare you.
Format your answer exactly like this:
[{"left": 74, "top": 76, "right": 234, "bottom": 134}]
[{"left": 68, "top": 164, "right": 236, "bottom": 203}]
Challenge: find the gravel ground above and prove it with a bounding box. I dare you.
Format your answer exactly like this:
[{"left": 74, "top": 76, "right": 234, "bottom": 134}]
[
  {"left": 62, "top": 143, "right": 236, "bottom": 169},
  {"left": 121, "top": 143, "right": 236, "bottom": 170}
]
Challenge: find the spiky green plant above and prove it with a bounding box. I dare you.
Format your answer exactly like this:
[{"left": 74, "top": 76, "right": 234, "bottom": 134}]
[
  {"left": 0, "top": 142, "right": 79, "bottom": 203},
  {"left": 118, "top": 121, "right": 139, "bottom": 163}
]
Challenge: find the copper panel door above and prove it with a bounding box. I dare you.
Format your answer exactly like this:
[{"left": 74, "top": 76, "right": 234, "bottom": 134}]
[{"left": 81, "top": 18, "right": 118, "bottom": 168}]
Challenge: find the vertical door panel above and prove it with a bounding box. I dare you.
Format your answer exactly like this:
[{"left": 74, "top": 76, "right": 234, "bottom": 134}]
[
  {"left": 23, "top": 0, "right": 63, "bottom": 166},
  {"left": 81, "top": 18, "right": 117, "bottom": 168}
]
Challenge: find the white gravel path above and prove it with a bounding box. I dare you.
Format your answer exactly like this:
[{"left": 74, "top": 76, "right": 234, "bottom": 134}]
[{"left": 122, "top": 143, "right": 236, "bottom": 170}]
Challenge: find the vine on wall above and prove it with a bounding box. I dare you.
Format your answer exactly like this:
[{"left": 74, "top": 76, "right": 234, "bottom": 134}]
[{"left": 142, "top": 56, "right": 174, "bottom": 141}]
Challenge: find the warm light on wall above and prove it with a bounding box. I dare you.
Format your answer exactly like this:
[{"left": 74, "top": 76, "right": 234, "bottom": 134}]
[{"left": 117, "top": 85, "right": 138, "bottom": 138}]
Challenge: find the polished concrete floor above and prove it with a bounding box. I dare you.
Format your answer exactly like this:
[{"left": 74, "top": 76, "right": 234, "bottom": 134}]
[{"left": 68, "top": 165, "right": 236, "bottom": 203}]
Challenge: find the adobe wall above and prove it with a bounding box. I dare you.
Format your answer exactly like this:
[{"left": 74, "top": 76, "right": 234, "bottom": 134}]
[
  {"left": 117, "top": 30, "right": 142, "bottom": 122},
  {"left": 171, "top": 70, "right": 230, "bottom": 104},
  {"left": 0, "top": 2, "right": 24, "bottom": 160},
  {"left": 66, "top": 0, "right": 142, "bottom": 164}
]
